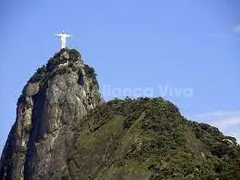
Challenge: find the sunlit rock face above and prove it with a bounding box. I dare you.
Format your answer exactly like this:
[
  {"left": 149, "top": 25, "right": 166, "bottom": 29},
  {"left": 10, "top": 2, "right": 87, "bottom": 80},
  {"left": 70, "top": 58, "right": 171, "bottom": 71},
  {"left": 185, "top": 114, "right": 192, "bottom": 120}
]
[{"left": 0, "top": 49, "right": 103, "bottom": 180}]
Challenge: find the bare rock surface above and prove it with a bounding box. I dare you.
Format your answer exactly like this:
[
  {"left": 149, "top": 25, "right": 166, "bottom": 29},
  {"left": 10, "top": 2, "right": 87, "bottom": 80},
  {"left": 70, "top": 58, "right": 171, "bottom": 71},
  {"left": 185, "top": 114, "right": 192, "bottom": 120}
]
[{"left": 0, "top": 49, "right": 103, "bottom": 180}]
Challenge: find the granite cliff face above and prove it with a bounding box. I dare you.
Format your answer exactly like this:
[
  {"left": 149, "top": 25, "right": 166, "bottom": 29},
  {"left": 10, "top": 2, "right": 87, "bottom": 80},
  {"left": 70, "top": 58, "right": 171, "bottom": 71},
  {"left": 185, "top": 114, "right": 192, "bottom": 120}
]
[
  {"left": 1, "top": 49, "right": 240, "bottom": 180},
  {"left": 0, "top": 49, "right": 103, "bottom": 179}
]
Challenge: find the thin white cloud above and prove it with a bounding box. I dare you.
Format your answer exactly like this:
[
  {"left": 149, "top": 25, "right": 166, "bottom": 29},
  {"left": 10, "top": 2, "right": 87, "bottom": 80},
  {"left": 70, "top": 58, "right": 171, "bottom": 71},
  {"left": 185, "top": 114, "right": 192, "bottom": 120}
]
[
  {"left": 187, "top": 110, "right": 240, "bottom": 144},
  {"left": 233, "top": 25, "right": 240, "bottom": 33},
  {"left": 195, "top": 110, "right": 240, "bottom": 117}
]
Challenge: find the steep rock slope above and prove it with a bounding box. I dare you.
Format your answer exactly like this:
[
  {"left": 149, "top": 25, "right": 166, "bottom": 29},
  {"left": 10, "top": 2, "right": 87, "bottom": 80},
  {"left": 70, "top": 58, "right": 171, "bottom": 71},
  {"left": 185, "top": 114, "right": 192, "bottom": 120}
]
[{"left": 0, "top": 49, "right": 103, "bottom": 180}]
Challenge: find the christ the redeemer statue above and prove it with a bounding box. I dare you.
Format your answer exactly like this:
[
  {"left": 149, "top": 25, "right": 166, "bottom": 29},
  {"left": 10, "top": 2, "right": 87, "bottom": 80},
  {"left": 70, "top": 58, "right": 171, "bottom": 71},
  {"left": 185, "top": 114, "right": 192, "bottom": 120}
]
[{"left": 54, "top": 31, "right": 72, "bottom": 49}]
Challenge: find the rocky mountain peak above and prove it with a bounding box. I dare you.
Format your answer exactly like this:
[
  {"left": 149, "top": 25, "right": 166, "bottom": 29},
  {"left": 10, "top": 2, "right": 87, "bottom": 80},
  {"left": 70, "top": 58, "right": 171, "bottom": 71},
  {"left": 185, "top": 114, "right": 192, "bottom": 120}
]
[{"left": 0, "top": 49, "right": 103, "bottom": 179}]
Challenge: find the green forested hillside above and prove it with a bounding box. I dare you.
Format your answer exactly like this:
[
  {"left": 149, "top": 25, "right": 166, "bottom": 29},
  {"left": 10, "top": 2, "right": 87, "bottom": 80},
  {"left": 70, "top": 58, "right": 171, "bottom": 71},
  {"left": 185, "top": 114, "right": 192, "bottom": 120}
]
[{"left": 68, "top": 97, "right": 240, "bottom": 179}]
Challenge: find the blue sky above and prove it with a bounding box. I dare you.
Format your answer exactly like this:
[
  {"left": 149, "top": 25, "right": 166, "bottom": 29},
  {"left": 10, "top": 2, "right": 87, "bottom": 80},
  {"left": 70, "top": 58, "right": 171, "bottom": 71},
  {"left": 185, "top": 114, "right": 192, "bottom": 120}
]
[{"left": 0, "top": 0, "right": 240, "bottom": 153}]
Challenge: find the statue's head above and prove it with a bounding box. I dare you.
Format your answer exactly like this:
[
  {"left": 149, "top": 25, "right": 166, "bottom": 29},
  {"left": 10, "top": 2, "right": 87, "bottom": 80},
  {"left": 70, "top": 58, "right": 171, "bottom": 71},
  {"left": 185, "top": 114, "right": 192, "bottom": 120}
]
[{"left": 62, "top": 30, "right": 65, "bottom": 34}]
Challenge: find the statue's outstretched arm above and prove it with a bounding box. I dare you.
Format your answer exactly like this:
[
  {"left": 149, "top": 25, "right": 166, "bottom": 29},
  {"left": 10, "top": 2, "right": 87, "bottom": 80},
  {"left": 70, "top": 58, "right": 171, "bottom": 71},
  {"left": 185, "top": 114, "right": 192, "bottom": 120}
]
[{"left": 54, "top": 34, "right": 61, "bottom": 36}]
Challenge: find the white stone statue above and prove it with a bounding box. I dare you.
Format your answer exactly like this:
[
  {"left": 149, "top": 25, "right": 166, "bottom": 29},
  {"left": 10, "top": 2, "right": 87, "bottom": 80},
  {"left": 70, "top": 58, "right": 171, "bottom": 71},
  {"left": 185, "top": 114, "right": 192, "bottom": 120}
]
[{"left": 54, "top": 31, "right": 72, "bottom": 49}]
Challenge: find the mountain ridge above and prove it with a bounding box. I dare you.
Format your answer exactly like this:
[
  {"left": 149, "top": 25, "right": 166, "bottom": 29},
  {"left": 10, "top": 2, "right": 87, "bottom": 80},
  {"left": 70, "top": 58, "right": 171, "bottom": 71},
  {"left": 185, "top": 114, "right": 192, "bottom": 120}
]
[{"left": 1, "top": 49, "right": 240, "bottom": 180}]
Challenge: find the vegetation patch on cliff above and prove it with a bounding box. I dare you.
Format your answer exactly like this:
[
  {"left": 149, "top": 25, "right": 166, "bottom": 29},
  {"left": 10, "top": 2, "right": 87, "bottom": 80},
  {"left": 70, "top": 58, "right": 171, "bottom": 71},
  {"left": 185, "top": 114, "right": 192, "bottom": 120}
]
[{"left": 17, "top": 49, "right": 97, "bottom": 105}]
